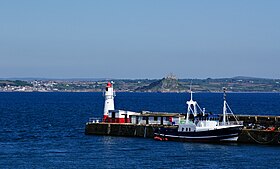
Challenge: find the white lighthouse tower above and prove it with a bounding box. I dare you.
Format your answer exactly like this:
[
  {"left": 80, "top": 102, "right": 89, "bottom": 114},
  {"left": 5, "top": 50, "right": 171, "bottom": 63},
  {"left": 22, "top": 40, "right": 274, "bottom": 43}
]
[{"left": 103, "top": 81, "right": 115, "bottom": 122}]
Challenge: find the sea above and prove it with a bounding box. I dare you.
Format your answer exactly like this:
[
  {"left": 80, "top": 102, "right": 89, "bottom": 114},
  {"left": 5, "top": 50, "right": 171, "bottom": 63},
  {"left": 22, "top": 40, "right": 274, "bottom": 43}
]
[{"left": 1, "top": 92, "right": 280, "bottom": 169}]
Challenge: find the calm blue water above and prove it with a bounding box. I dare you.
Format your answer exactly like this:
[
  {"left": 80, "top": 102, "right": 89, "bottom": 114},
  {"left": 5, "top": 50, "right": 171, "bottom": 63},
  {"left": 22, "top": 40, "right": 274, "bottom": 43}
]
[{"left": 1, "top": 92, "right": 280, "bottom": 169}]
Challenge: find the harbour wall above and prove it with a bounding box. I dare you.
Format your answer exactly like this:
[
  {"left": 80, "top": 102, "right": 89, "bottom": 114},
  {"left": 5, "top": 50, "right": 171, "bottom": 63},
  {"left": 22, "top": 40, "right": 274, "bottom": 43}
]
[
  {"left": 230, "top": 115, "right": 280, "bottom": 127},
  {"left": 85, "top": 123, "right": 170, "bottom": 138},
  {"left": 85, "top": 114, "right": 280, "bottom": 145},
  {"left": 238, "top": 129, "right": 280, "bottom": 144}
]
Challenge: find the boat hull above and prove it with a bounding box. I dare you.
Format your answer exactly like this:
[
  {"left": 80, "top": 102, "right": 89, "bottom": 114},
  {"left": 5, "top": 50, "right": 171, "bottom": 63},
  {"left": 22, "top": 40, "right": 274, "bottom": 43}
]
[{"left": 154, "top": 125, "right": 243, "bottom": 142}]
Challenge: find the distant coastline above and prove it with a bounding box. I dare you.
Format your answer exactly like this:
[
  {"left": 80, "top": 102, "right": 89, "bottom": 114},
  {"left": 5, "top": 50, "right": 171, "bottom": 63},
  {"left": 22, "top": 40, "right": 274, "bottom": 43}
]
[{"left": 0, "top": 76, "right": 279, "bottom": 93}]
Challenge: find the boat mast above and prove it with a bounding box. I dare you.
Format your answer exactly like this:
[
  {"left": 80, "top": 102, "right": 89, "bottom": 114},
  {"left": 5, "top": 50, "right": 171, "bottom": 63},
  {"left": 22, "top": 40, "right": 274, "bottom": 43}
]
[
  {"left": 223, "top": 87, "right": 227, "bottom": 125},
  {"left": 187, "top": 90, "right": 197, "bottom": 114},
  {"left": 186, "top": 84, "right": 192, "bottom": 121},
  {"left": 186, "top": 84, "right": 198, "bottom": 121}
]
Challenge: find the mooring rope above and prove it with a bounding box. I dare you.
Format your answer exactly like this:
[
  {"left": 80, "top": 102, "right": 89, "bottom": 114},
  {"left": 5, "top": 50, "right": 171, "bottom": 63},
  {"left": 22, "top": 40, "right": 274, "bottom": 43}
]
[
  {"left": 144, "top": 126, "right": 147, "bottom": 138},
  {"left": 134, "top": 128, "right": 137, "bottom": 136},
  {"left": 246, "top": 130, "right": 280, "bottom": 144}
]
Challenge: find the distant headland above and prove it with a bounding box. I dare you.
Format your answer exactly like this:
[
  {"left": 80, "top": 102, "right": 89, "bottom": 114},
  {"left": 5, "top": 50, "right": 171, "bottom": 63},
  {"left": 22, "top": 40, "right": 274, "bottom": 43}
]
[{"left": 0, "top": 75, "right": 279, "bottom": 92}]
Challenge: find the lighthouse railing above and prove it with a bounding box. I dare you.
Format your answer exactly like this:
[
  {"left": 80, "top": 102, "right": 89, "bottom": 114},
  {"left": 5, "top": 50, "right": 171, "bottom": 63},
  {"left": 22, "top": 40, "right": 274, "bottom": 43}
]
[{"left": 87, "top": 117, "right": 103, "bottom": 124}]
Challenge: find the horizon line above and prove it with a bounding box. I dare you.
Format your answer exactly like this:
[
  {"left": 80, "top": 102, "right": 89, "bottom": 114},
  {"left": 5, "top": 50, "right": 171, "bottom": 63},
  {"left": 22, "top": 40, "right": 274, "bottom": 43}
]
[{"left": 0, "top": 76, "right": 278, "bottom": 81}]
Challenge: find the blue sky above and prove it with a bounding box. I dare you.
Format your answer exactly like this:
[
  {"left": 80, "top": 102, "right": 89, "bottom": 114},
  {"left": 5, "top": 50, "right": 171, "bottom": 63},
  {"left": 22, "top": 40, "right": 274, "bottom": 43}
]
[{"left": 0, "top": 0, "right": 279, "bottom": 79}]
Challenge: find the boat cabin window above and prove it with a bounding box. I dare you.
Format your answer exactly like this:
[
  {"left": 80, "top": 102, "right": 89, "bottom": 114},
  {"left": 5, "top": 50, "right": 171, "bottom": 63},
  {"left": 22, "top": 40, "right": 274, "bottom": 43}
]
[
  {"left": 189, "top": 128, "right": 191, "bottom": 132},
  {"left": 181, "top": 128, "right": 184, "bottom": 132},
  {"left": 142, "top": 117, "right": 147, "bottom": 120},
  {"left": 154, "top": 117, "right": 158, "bottom": 121}
]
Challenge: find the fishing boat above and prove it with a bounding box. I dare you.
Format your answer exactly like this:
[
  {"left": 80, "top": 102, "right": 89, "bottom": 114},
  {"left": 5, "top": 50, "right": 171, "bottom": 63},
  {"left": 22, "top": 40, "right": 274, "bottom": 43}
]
[{"left": 154, "top": 88, "right": 243, "bottom": 142}]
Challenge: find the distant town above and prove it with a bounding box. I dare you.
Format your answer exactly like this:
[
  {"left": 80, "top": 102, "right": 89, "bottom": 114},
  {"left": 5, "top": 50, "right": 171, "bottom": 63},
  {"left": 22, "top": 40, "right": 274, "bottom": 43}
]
[{"left": 0, "top": 75, "right": 279, "bottom": 92}]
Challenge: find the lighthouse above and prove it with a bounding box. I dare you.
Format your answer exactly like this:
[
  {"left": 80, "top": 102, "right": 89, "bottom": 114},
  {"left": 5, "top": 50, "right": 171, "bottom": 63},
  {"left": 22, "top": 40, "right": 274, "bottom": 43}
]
[{"left": 103, "top": 81, "right": 115, "bottom": 122}]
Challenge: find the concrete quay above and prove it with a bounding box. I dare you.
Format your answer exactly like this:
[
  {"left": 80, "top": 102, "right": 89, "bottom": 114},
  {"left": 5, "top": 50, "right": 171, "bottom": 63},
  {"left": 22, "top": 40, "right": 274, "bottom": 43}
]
[
  {"left": 85, "top": 114, "right": 280, "bottom": 145},
  {"left": 85, "top": 123, "right": 165, "bottom": 138}
]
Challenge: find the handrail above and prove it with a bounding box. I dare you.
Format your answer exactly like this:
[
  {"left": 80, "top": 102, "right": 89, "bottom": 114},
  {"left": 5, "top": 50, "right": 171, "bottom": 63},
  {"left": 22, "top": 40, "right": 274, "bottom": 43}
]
[
  {"left": 179, "top": 120, "right": 243, "bottom": 126},
  {"left": 218, "top": 121, "right": 243, "bottom": 126},
  {"left": 87, "top": 117, "right": 103, "bottom": 124}
]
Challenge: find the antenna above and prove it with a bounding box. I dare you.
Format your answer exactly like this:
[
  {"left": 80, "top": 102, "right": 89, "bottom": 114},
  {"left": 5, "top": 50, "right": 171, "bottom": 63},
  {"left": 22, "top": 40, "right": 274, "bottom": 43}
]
[
  {"left": 223, "top": 87, "right": 227, "bottom": 101},
  {"left": 223, "top": 87, "right": 227, "bottom": 125},
  {"left": 190, "top": 81, "right": 193, "bottom": 101}
]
